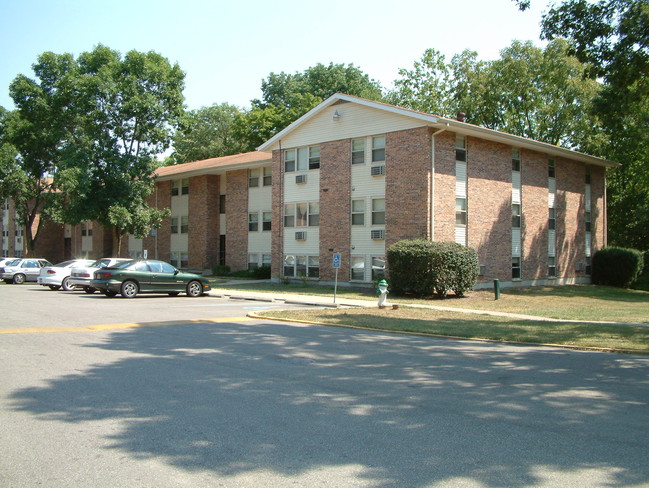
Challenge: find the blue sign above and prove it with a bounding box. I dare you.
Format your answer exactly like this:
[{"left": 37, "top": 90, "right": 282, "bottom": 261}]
[{"left": 332, "top": 253, "right": 341, "bottom": 269}]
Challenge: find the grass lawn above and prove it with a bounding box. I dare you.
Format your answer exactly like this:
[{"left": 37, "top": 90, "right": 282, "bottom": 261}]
[
  {"left": 212, "top": 281, "right": 649, "bottom": 324},
  {"left": 257, "top": 306, "right": 649, "bottom": 354}
]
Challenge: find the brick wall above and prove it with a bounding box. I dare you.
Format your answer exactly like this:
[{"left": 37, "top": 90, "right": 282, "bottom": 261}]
[
  {"left": 521, "top": 150, "right": 549, "bottom": 280},
  {"left": 319, "top": 139, "right": 352, "bottom": 282},
  {"left": 590, "top": 165, "right": 606, "bottom": 250},
  {"left": 188, "top": 175, "right": 220, "bottom": 269},
  {"left": 467, "top": 137, "right": 512, "bottom": 281},
  {"left": 556, "top": 157, "right": 586, "bottom": 279},
  {"left": 225, "top": 169, "right": 248, "bottom": 271},
  {"left": 433, "top": 131, "right": 456, "bottom": 242},
  {"left": 271, "top": 150, "right": 283, "bottom": 279},
  {"left": 386, "top": 127, "right": 432, "bottom": 248},
  {"left": 155, "top": 181, "right": 172, "bottom": 262}
]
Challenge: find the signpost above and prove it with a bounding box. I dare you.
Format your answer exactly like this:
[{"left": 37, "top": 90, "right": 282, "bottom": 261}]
[{"left": 332, "top": 253, "right": 341, "bottom": 303}]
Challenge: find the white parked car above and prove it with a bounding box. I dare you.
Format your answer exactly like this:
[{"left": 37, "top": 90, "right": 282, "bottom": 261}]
[
  {"left": 37, "top": 259, "right": 95, "bottom": 291},
  {"left": 69, "top": 258, "right": 132, "bottom": 293},
  {"left": 1, "top": 258, "right": 53, "bottom": 284}
]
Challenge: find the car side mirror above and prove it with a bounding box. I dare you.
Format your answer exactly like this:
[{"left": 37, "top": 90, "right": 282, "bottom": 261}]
[{"left": 174, "top": 270, "right": 179, "bottom": 275}]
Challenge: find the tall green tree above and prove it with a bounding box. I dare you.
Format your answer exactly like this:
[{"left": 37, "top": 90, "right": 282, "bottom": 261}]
[
  {"left": 0, "top": 52, "right": 78, "bottom": 254},
  {"left": 236, "top": 63, "right": 384, "bottom": 151},
  {"left": 541, "top": 0, "right": 649, "bottom": 250},
  {"left": 388, "top": 40, "right": 603, "bottom": 151},
  {"left": 169, "top": 103, "right": 246, "bottom": 164},
  {"left": 53, "top": 45, "right": 184, "bottom": 253}
]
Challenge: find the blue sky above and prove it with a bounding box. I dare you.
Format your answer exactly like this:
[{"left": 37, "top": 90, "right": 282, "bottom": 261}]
[{"left": 0, "top": 0, "right": 552, "bottom": 111}]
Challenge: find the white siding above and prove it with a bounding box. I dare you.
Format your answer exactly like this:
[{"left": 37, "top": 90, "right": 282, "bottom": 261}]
[
  {"left": 278, "top": 103, "right": 426, "bottom": 150},
  {"left": 548, "top": 229, "right": 556, "bottom": 256},
  {"left": 585, "top": 184, "right": 591, "bottom": 208},
  {"left": 455, "top": 226, "right": 466, "bottom": 245},
  {"left": 512, "top": 229, "right": 521, "bottom": 257},
  {"left": 585, "top": 232, "right": 592, "bottom": 257},
  {"left": 248, "top": 231, "right": 271, "bottom": 255},
  {"left": 283, "top": 171, "right": 320, "bottom": 203},
  {"left": 548, "top": 178, "right": 556, "bottom": 208},
  {"left": 455, "top": 161, "right": 467, "bottom": 197},
  {"left": 220, "top": 215, "right": 226, "bottom": 234},
  {"left": 284, "top": 228, "right": 320, "bottom": 255},
  {"left": 171, "top": 195, "right": 188, "bottom": 215},
  {"left": 170, "top": 234, "right": 188, "bottom": 253},
  {"left": 512, "top": 171, "right": 521, "bottom": 204},
  {"left": 81, "top": 236, "right": 93, "bottom": 253}
]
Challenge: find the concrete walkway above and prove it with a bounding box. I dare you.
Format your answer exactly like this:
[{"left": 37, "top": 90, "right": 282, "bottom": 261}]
[{"left": 208, "top": 281, "right": 649, "bottom": 328}]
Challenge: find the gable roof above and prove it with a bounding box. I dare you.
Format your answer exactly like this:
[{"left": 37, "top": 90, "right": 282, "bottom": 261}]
[
  {"left": 258, "top": 93, "right": 618, "bottom": 168},
  {"left": 155, "top": 151, "right": 272, "bottom": 181}
]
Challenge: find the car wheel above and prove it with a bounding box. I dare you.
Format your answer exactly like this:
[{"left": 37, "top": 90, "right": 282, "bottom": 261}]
[
  {"left": 84, "top": 286, "right": 96, "bottom": 294},
  {"left": 62, "top": 277, "right": 75, "bottom": 291},
  {"left": 168, "top": 292, "right": 180, "bottom": 297},
  {"left": 186, "top": 280, "right": 203, "bottom": 297},
  {"left": 103, "top": 290, "right": 117, "bottom": 297},
  {"left": 48, "top": 285, "right": 61, "bottom": 291},
  {"left": 13, "top": 273, "right": 25, "bottom": 285},
  {"left": 120, "top": 280, "right": 139, "bottom": 298}
]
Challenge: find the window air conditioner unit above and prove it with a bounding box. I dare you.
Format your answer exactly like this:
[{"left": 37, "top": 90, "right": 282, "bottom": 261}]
[
  {"left": 371, "top": 165, "right": 385, "bottom": 176},
  {"left": 295, "top": 174, "right": 307, "bottom": 184},
  {"left": 295, "top": 231, "right": 307, "bottom": 241},
  {"left": 370, "top": 229, "right": 385, "bottom": 240}
]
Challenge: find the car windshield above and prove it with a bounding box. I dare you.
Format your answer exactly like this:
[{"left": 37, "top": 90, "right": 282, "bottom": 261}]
[{"left": 54, "top": 260, "right": 77, "bottom": 267}]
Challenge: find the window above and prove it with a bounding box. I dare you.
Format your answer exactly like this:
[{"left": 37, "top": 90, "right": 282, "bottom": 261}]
[
  {"left": 180, "top": 216, "right": 189, "bottom": 234},
  {"left": 372, "top": 136, "right": 385, "bottom": 162},
  {"left": 352, "top": 139, "right": 365, "bottom": 164},
  {"left": 372, "top": 257, "right": 385, "bottom": 280},
  {"left": 549, "top": 159, "right": 556, "bottom": 178},
  {"left": 171, "top": 180, "right": 179, "bottom": 196},
  {"left": 182, "top": 179, "right": 189, "bottom": 195},
  {"left": 248, "top": 169, "right": 260, "bottom": 187},
  {"left": 219, "top": 194, "right": 226, "bottom": 214},
  {"left": 285, "top": 149, "right": 296, "bottom": 172},
  {"left": 263, "top": 167, "right": 272, "bottom": 186},
  {"left": 456, "top": 136, "right": 467, "bottom": 162},
  {"left": 171, "top": 217, "right": 179, "bottom": 234},
  {"left": 548, "top": 256, "right": 557, "bottom": 277},
  {"left": 308, "top": 256, "right": 319, "bottom": 278},
  {"left": 170, "top": 252, "right": 188, "bottom": 269},
  {"left": 171, "top": 179, "right": 189, "bottom": 196},
  {"left": 81, "top": 222, "right": 93, "bottom": 237},
  {"left": 586, "top": 256, "right": 592, "bottom": 275},
  {"left": 248, "top": 213, "right": 259, "bottom": 232},
  {"left": 372, "top": 198, "right": 385, "bottom": 225},
  {"left": 262, "top": 254, "right": 272, "bottom": 267},
  {"left": 456, "top": 198, "right": 467, "bottom": 226},
  {"left": 283, "top": 255, "right": 295, "bottom": 277},
  {"left": 219, "top": 235, "right": 226, "bottom": 266},
  {"left": 284, "top": 203, "right": 319, "bottom": 227},
  {"left": 309, "top": 146, "right": 320, "bottom": 170},
  {"left": 248, "top": 253, "right": 259, "bottom": 271},
  {"left": 549, "top": 208, "right": 556, "bottom": 230},
  {"left": 585, "top": 211, "right": 591, "bottom": 232},
  {"left": 296, "top": 256, "right": 307, "bottom": 277},
  {"left": 351, "top": 256, "right": 365, "bottom": 281},
  {"left": 262, "top": 212, "right": 272, "bottom": 231},
  {"left": 512, "top": 257, "right": 521, "bottom": 279},
  {"left": 512, "top": 149, "right": 521, "bottom": 171},
  {"left": 512, "top": 204, "right": 521, "bottom": 228},
  {"left": 308, "top": 203, "right": 319, "bottom": 226},
  {"left": 352, "top": 200, "right": 365, "bottom": 225},
  {"left": 585, "top": 166, "right": 591, "bottom": 184},
  {"left": 284, "top": 204, "right": 295, "bottom": 227}
]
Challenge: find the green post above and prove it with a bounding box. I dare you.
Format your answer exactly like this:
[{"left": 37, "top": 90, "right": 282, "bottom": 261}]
[{"left": 494, "top": 279, "right": 500, "bottom": 300}]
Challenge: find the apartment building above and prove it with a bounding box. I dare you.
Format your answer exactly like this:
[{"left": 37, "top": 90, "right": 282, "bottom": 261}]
[{"left": 2, "top": 94, "right": 616, "bottom": 288}]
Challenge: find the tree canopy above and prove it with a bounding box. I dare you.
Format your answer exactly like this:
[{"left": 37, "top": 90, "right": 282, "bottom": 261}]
[{"left": 1, "top": 45, "right": 185, "bottom": 254}]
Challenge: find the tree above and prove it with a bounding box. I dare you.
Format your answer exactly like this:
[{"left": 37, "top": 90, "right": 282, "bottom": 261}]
[
  {"left": 388, "top": 40, "right": 604, "bottom": 151},
  {"left": 169, "top": 103, "right": 247, "bottom": 164},
  {"left": 540, "top": 0, "right": 649, "bottom": 250},
  {"left": 53, "top": 45, "right": 184, "bottom": 253},
  {"left": 236, "top": 63, "right": 384, "bottom": 151},
  {"left": 0, "top": 52, "right": 78, "bottom": 255}
]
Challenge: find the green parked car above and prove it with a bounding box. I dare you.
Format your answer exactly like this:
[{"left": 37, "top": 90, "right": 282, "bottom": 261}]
[{"left": 90, "top": 259, "right": 211, "bottom": 298}]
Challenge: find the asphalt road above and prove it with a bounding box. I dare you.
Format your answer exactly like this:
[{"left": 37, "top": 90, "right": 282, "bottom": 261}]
[{"left": 1, "top": 283, "right": 648, "bottom": 487}]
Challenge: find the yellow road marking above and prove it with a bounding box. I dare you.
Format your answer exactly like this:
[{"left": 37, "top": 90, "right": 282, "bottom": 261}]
[{"left": 0, "top": 317, "right": 255, "bottom": 335}]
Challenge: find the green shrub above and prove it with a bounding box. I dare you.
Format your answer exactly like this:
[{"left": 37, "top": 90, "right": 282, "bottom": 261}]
[
  {"left": 211, "top": 265, "right": 231, "bottom": 276},
  {"left": 252, "top": 265, "right": 271, "bottom": 279},
  {"left": 592, "top": 247, "right": 644, "bottom": 288},
  {"left": 387, "top": 239, "right": 479, "bottom": 298}
]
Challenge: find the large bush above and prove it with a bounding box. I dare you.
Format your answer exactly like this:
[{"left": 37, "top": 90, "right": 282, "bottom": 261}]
[
  {"left": 592, "top": 247, "right": 644, "bottom": 288},
  {"left": 387, "top": 240, "right": 479, "bottom": 298}
]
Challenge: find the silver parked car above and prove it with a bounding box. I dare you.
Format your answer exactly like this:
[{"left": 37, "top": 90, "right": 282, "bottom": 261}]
[
  {"left": 69, "top": 258, "right": 132, "bottom": 293},
  {"left": 0, "top": 257, "right": 19, "bottom": 267},
  {"left": 1, "top": 258, "right": 53, "bottom": 284},
  {"left": 37, "top": 259, "right": 96, "bottom": 291}
]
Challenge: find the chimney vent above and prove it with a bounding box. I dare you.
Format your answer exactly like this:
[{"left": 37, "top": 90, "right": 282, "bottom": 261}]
[{"left": 457, "top": 112, "right": 466, "bottom": 122}]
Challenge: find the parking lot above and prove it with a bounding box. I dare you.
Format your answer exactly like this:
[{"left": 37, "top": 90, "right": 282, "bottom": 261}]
[{"left": 2, "top": 282, "right": 649, "bottom": 487}]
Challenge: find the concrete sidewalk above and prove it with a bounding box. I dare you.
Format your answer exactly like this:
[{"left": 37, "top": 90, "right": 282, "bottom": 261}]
[{"left": 207, "top": 281, "right": 649, "bottom": 328}]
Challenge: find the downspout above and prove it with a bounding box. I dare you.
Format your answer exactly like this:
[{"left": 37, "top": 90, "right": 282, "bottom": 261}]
[{"left": 431, "top": 124, "right": 449, "bottom": 240}]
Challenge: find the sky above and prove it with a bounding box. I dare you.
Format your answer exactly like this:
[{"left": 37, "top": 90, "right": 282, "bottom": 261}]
[{"left": 0, "top": 0, "right": 553, "bottom": 112}]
